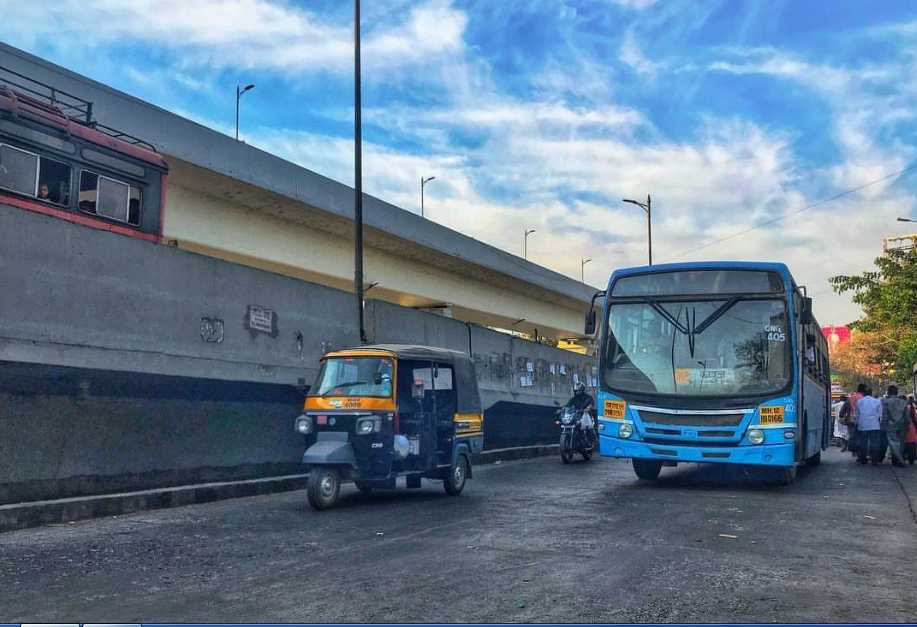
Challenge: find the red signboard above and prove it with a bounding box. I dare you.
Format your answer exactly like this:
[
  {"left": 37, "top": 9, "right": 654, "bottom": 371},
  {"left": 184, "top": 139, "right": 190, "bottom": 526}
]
[{"left": 822, "top": 325, "right": 850, "bottom": 351}]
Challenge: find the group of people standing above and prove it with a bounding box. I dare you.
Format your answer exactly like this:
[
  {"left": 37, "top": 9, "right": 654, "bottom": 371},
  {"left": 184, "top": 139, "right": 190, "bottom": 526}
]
[{"left": 833, "top": 384, "right": 917, "bottom": 467}]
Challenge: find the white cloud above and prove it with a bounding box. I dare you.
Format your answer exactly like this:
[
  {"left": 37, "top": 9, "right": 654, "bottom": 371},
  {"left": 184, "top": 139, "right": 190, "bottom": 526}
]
[
  {"left": 619, "top": 31, "right": 663, "bottom": 77},
  {"left": 607, "top": 0, "right": 659, "bottom": 10},
  {"left": 4, "top": 0, "right": 467, "bottom": 76}
]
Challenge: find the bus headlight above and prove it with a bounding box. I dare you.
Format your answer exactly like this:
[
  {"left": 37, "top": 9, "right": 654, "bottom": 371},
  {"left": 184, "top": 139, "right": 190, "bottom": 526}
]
[
  {"left": 356, "top": 418, "right": 375, "bottom": 435},
  {"left": 295, "top": 415, "right": 313, "bottom": 434},
  {"left": 747, "top": 428, "right": 765, "bottom": 445},
  {"left": 619, "top": 423, "right": 633, "bottom": 439}
]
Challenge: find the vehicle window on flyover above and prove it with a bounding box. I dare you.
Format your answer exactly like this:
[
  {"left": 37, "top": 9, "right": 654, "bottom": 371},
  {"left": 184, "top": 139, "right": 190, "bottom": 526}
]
[
  {"left": 604, "top": 299, "right": 790, "bottom": 397},
  {"left": 312, "top": 357, "right": 393, "bottom": 397}
]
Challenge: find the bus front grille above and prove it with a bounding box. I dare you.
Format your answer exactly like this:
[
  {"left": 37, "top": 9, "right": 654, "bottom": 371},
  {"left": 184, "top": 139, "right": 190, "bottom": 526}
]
[
  {"left": 638, "top": 411, "right": 744, "bottom": 426},
  {"left": 643, "top": 437, "right": 740, "bottom": 448}
]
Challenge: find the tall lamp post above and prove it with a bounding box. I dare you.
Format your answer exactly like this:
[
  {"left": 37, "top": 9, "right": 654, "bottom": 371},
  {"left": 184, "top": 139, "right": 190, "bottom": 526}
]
[
  {"left": 421, "top": 175, "right": 436, "bottom": 217},
  {"left": 581, "top": 257, "right": 591, "bottom": 282},
  {"left": 524, "top": 228, "right": 536, "bottom": 260},
  {"left": 353, "top": 0, "right": 366, "bottom": 343},
  {"left": 622, "top": 194, "right": 652, "bottom": 265},
  {"left": 235, "top": 83, "right": 255, "bottom": 140}
]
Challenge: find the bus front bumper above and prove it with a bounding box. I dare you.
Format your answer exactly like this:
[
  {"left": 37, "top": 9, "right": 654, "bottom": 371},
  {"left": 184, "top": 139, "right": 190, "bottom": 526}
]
[{"left": 599, "top": 435, "right": 795, "bottom": 467}]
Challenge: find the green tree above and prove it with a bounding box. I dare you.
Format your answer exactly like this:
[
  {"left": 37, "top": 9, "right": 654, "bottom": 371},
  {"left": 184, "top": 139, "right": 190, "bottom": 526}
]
[{"left": 829, "top": 247, "right": 917, "bottom": 383}]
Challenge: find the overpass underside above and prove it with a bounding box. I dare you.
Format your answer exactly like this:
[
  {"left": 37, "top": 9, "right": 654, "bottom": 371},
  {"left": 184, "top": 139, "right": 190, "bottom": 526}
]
[{"left": 164, "top": 159, "right": 589, "bottom": 346}]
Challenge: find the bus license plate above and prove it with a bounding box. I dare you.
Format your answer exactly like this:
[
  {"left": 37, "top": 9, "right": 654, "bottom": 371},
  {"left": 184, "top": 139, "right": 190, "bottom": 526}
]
[
  {"left": 760, "top": 406, "right": 785, "bottom": 425},
  {"left": 604, "top": 399, "right": 627, "bottom": 419}
]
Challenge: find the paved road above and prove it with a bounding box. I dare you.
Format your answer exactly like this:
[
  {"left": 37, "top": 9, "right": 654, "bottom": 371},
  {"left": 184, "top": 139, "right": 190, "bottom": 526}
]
[{"left": 2, "top": 448, "right": 915, "bottom": 623}]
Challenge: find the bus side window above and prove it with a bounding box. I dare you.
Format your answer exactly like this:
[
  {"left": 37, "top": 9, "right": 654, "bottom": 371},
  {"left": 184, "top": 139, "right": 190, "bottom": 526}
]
[
  {"left": 37, "top": 156, "right": 71, "bottom": 206},
  {"left": 0, "top": 143, "right": 39, "bottom": 196},
  {"left": 79, "top": 170, "right": 98, "bottom": 214},
  {"left": 80, "top": 169, "right": 142, "bottom": 226}
]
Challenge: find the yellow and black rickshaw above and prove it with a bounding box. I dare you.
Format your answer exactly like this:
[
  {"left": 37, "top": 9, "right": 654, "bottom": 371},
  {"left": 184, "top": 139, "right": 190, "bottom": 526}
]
[{"left": 294, "top": 344, "right": 484, "bottom": 510}]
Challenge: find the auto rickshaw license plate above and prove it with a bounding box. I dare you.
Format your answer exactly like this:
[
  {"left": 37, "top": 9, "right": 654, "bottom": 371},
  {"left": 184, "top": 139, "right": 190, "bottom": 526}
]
[{"left": 760, "top": 406, "right": 784, "bottom": 425}]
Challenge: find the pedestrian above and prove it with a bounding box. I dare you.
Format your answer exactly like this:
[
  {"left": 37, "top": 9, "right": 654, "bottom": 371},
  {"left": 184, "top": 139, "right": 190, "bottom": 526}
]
[
  {"left": 905, "top": 395, "right": 917, "bottom": 465},
  {"left": 847, "top": 383, "right": 867, "bottom": 457},
  {"left": 855, "top": 387, "right": 884, "bottom": 465},
  {"left": 881, "top": 386, "right": 909, "bottom": 467},
  {"left": 833, "top": 395, "right": 849, "bottom": 451}
]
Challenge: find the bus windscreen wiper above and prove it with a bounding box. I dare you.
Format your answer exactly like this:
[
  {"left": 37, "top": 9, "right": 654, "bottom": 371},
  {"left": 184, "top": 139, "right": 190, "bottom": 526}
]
[{"left": 649, "top": 297, "right": 741, "bottom": 358}]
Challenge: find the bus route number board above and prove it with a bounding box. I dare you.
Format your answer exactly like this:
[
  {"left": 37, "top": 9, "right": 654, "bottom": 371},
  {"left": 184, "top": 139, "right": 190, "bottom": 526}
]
[
  {"left": 760, "top": 405, "right": 785, "bottom": 425},
  {"left": 604, "top": 399, "right": 627, "bottom": 420}
]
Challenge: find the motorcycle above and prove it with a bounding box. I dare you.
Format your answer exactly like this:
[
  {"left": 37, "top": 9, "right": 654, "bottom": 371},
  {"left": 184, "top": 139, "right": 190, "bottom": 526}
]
[{"left": 556, "top": 406, "right": 596, "bottom": 463}]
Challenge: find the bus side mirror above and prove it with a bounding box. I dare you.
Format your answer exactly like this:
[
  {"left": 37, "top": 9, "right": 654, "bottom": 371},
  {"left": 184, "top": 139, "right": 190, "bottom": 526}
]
[
  {"left": 584, "top": 309, "right": 596, "bottom": 335},
  {"left": 800, "top": 297, "right": 813, "bottom": 325}
]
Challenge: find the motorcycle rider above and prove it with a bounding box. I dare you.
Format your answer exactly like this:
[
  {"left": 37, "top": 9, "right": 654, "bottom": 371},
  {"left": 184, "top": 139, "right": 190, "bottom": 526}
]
[
  {"left": 566, "top": 380, "right": 594, "bottom": 413},
  {"left": 565, "top": 381, "right": 596, "bottom": 447}
]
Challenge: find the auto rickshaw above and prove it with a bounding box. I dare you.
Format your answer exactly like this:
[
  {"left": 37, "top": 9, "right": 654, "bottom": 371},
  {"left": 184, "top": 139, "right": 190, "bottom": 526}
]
[{"left": 294, "top": 344, "right": 484, "bottom": 510}]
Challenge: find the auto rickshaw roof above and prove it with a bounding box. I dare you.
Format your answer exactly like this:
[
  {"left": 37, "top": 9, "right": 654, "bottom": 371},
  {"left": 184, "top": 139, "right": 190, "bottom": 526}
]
[{"left": 323, "top": 344, "right": 471, "bottom": 364}]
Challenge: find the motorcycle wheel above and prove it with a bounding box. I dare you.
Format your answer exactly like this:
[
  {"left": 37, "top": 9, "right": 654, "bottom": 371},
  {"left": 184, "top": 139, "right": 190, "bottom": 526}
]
[{"left": 560, "top": 433, "right": 573, "bottom": 464}]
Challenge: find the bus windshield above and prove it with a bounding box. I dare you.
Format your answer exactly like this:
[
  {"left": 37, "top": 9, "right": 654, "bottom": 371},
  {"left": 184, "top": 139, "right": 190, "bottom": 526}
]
[
  {"left": 603, "top": 298, "right": 791, "bottom": 397},
  {"left": 311, "top": 356, "right": 394, "bottom": 398}
]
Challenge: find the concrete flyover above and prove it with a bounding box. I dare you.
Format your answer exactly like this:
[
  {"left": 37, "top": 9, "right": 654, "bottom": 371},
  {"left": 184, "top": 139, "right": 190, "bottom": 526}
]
[{"left": 0, "top": 42, "right": 597, "bottom": 344}]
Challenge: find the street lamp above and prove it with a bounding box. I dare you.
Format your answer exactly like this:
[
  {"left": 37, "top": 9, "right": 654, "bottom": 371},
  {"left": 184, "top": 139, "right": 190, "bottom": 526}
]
[
  {"left": 353, "top": 0, "right": 366, "bottom": 343},
  {"left": 421, "top": 175, "right": 436, "bottom": 218},
  {"left": 581, "top": 257, "right": 591, "bottom": 282},
  {"left": 235, "top": 83, "right": 255, "bottom": 141},
  {"left": 898, "top": 217, "right": 916, "bottom": 223},
  {"left": 622, "top": 194, "right": 652, "bottom": 265},
  {"left": 524, "top": 228, "right": 536, "bottom": 260}
]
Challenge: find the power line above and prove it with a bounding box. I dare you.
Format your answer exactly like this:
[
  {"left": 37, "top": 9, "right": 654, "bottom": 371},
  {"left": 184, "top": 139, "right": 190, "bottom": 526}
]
[{"left": 668, "top": 162, "right": 917, "bottom": 260}]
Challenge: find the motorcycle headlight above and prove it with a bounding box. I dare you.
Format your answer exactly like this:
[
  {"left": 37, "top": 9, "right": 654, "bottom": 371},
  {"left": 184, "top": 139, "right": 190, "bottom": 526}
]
[
  {"left": 619, "top": 422, "right": 633, "bottom": 439},
  {"left": 747, "top": 428, "right": 765, "bottom": 445},
  {"left": 295, "top": 415, "right": 313, "bottom": 434},
  {"left": 356, "top": 418, "right": 375, "bottom": 435}
]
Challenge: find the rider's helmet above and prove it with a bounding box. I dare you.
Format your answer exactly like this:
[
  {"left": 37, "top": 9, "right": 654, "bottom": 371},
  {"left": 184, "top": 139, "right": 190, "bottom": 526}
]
[{"left": 573, "top": 381, "right": 586, "bottom": 394}]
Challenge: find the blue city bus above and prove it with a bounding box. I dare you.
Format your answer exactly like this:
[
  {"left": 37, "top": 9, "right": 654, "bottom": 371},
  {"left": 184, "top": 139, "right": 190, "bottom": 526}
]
[{"left": 585, "top": 261, "right": 831, "bottom": 484}]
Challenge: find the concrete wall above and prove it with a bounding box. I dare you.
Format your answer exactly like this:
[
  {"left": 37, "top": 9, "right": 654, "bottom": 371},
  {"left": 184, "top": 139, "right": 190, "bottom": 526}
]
[
  {"left": 0, "top": 203, "right": 357, "bottom": 387},
  {"left": 0, "top": 204, "right": 594, "bottom": 503}
]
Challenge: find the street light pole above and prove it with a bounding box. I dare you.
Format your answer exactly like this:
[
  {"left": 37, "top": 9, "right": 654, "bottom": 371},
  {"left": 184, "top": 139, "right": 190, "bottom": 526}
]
[
  {"left": 581, "top": 257, "right": 591, "bottom": 282},
  {"left": 524, "top": 228, "right": 536, "bottom": 260},
  {"left": 622, "top": 194, "right": 652, "bottom": 265},
  {"left": 235, "top": 83, "right": 255, "bottom": 141},
  {"left": 353, "top": 0, "right": 366, "bottom": 344},
  {"left": 421, "top": 175, "right": 436, "bottom": 218}
]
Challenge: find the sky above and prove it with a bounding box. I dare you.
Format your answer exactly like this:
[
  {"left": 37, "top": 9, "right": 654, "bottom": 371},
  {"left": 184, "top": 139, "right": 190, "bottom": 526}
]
[{"left": 3, "top": 0, "right": 916, "bottom": 325}]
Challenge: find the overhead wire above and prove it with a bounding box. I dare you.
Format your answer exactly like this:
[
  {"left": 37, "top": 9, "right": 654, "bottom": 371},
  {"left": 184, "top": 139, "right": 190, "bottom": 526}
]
[{"left": 667, "top": 162, "right": 917, "bottom": 261}]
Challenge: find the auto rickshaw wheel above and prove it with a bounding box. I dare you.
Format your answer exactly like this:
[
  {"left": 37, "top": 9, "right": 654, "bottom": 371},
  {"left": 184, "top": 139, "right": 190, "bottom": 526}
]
[
  {"left": 307, "top": 467, "right": 341, "bottom": 510},
  {"left": 444, "top": 455, "right": 468, "bottom": 496}
]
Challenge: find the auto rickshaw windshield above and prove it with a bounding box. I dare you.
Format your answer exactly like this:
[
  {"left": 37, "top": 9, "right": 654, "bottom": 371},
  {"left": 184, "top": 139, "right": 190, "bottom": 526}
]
[{"left": 312, "top": 356, "right": 394, "bottom": 397}]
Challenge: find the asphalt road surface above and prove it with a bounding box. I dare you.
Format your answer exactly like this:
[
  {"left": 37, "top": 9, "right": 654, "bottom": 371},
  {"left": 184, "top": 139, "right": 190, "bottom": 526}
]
[{"left": 2, "top": 448, "right": 915, "bottom": 623}]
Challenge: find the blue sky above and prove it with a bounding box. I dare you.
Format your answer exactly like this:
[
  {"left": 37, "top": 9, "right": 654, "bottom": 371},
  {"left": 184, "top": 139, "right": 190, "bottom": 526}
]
[{"left": 4, "top": 0, "right": 916, "bottom": 324}]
